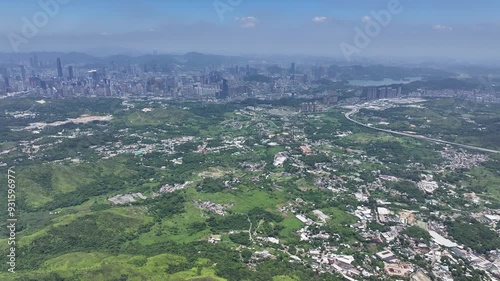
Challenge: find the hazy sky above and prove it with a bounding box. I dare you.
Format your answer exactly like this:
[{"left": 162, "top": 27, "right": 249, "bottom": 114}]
[{"left": 0, "top": 0, "right": 499, "bottom": 60}]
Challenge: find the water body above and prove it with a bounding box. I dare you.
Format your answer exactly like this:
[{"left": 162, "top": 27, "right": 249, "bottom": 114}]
[{"left": 348, "top": 77, "right": 422, "bottom": 87}]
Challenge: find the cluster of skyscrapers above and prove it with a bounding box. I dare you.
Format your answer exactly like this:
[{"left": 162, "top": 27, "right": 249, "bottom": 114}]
[
  {"left": 366, "top": 86, "right": 402, "bottom": 100},
  {"left": 301, "top": 102, "right": 318, "bottom": 113},
  {"left": 0, "top": 54, "right": 421, "bottom": 105}
]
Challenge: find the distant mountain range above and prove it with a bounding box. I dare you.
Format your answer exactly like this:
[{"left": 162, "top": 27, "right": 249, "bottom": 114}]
[{"left": 0, "top": 51, "right": 247, "bottom": 69}]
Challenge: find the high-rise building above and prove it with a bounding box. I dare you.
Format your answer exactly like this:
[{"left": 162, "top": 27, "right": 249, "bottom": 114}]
[
  {"left": 20, "top": 65, "right": 26, "bottom": 81},
  {"left": 323, "top": 96, "right": 338, "bottom": 105},
  {"left": 89, "top": 70, "right": 98, "bottom": 86},
  {"left": 2, "top": 68, "right": 11, "bottom": 93},
  {"left": 386, "top": 88, "right": 398, "bottom": 98},
  {"left": 57, "top": 58, "right": 63, "bottom": 78},
  {"left": 33, "top": 54, "right": 38, "bottom": 69},
  {"left": 209, "top": 71, "right": 222, "bottom": 84},
  {"left": 301, "top": 102, "right": 318, "bottom": 113},
  {"left": 216, "top": 79, "right": 229, "bottom": 99},
  {"left": 222, "top": 79, "right": 229, "bottom": 98},
  {"left": 367, "top": 87, "right": 401, "bottom": 100},
  {"left": 301, "top": 103, "right": 309, "bottom": 112},
  {"left": 378, "top": 87, "right": 387, "bottom": 99},
  {"left": 68, "top": 66, "right": 74, "bottom": 80},
  {"left": 367, "top": 88, "right": 378, "bottom": 100},
  {"left": 312, "top": 66, "right": 326, "bottom": 80}
]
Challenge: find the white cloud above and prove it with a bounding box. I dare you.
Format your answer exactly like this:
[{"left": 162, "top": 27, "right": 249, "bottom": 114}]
[
  {"left": 235, "top": 16, "right": 259, "bottom": 28},
  {"left": 361, "top": 16, "right": 372, "bottom": 23},
  {"left": 432, "top": 24, "right": 453, "bottom": 32},
  {"left": 100, "top": 32, "right": 111, "bottom": 36},
  {"left": 312, "top": 16, "right": 328, "bottom": 23}
]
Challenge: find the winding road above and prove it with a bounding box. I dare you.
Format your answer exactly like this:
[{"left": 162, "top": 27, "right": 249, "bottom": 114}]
[{"left": 345, "top": 109, "right": 500, "bottom": 154}]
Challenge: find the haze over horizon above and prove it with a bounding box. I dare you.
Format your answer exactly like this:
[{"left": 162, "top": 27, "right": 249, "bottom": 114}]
[{"left": 1, "top": 0, "right": 500, "bottom": 62}]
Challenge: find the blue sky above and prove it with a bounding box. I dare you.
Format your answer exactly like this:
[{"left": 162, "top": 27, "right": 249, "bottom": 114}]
[
  {"left": 0, "top": 0, "right": 499, "bottom": 60},
  {"left": 2, "top": 0, "right": 499, "bottom": 29}
]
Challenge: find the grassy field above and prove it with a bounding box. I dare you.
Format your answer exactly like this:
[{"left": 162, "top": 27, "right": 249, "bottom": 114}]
[
  {"left": 278, "top": 217, "right": 303, "bottom": 243},
  {"left": 463, "top": 167, "right": 500, "bottom": 202},
  {"left": 18, "top": 163, "right": 97, "bottom": 207},
  {"left": 0, "top": 252, "right": 226, "bottom": 281},
  {"left": 137, "top": 199, "right": 209, "bottom": 245}
]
